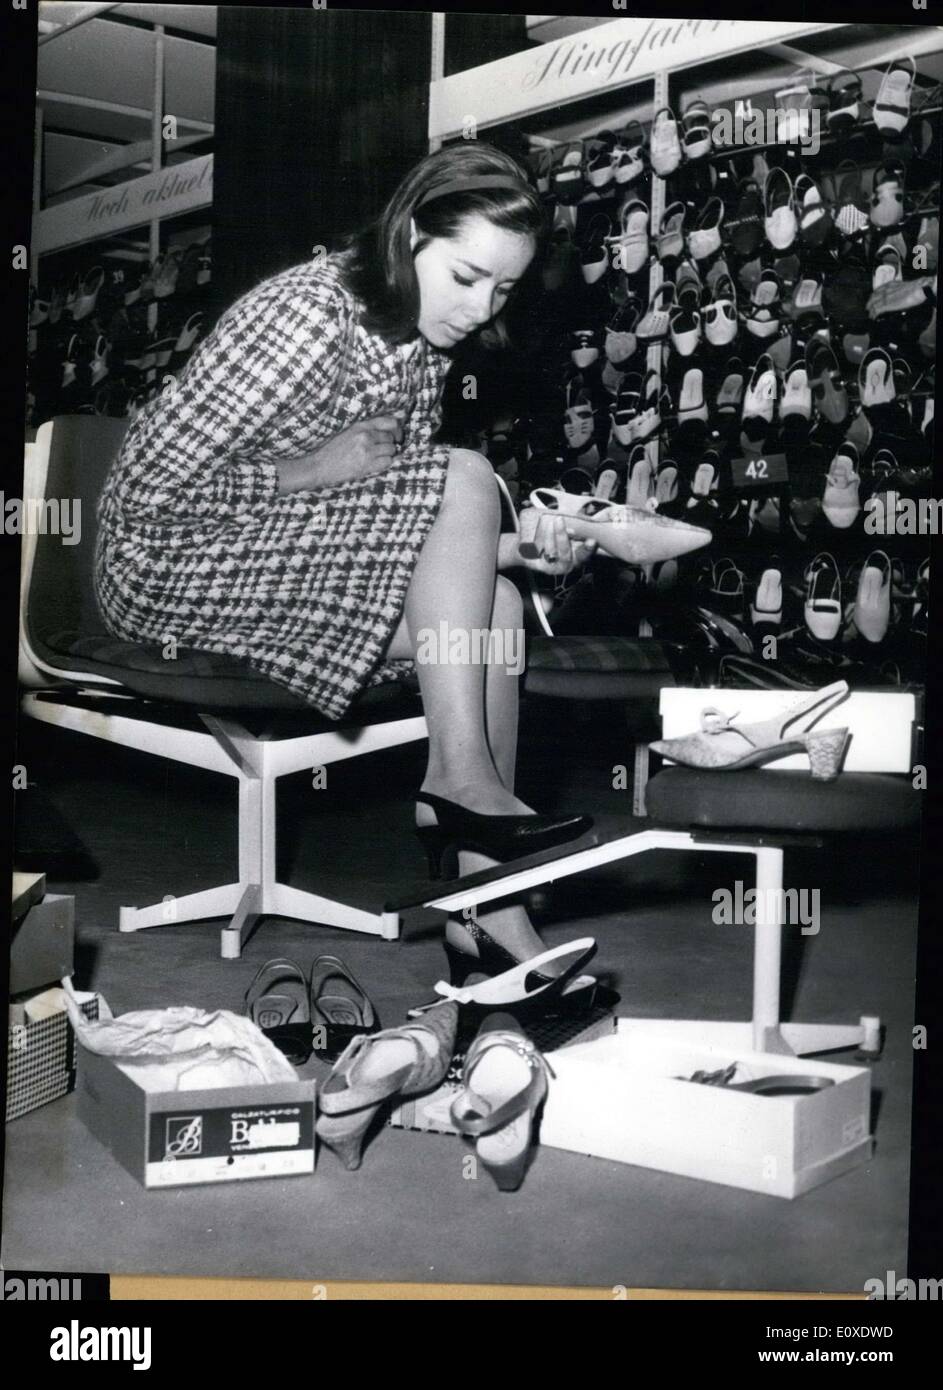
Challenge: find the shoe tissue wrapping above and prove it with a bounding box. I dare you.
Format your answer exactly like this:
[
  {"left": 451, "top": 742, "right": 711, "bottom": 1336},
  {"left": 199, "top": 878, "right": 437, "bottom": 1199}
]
[{"left": 63, "top": 992, "right": 298, "bottom": 1091}]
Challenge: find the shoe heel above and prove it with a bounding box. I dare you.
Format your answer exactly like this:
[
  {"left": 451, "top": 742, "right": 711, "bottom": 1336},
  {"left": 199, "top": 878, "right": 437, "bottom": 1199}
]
[
  {"left": 443, "top": 941, "right": 481, "bottom": 989},
  {"left": 316, "top": 1105, "right": 378, "bottom": 1171},
  {"left": 479, "top": 1143, "right": 529, "bottom": 1193},
  {"left": 803, "top": 728, "right": 850, "bottom": 781},
  {"left": 414, "top": 827, "right": 458, "bottom": 880}
]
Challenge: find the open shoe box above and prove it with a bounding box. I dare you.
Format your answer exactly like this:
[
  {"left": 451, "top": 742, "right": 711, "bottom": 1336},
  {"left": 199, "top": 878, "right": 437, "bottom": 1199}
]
[
  {"left": 658, "top": 688, "right": 916, "bottom": 772},
  {"left": 538, "top": 1021, "right": 873, "bottom": 1199},
  {"left": 77, "top": 1046, "right": 316, "bottom": 1189}
]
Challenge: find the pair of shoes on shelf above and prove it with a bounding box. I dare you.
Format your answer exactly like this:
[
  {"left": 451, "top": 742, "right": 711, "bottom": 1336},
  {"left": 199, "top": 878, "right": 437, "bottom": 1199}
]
[
  {"left": 245, "top": 955, "right": 379, "bottom": 1066},
  {"left": 650, "top": 680, "right": 851, "bottom": 781}
]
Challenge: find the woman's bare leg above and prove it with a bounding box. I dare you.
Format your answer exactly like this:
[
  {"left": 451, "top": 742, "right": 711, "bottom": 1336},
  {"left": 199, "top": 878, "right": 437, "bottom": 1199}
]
[
  {"left": 386, "top": 452, "right": 559, "bottom": 965},
  {"left": 386, "top": 448, "right": 531, "bottom": 816}
]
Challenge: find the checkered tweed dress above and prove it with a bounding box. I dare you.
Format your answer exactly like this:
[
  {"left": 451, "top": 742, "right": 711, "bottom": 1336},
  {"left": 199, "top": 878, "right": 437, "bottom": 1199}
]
[{"left": 94, "top": 254, "right": 453, "bottom": 720}]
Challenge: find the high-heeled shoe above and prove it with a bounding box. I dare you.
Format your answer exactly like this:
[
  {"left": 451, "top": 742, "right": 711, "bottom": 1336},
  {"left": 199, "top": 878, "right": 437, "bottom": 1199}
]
[
  {"left": 528, "top": 487, "right": 711, "bottom": 567},
  {"left": 414, "top": 791, "right": 592, "bottom": 880},
  {"left": 450, "top": 1013, "right": 553, "bottom": 1192},
  {"left": 650, "top": 680, "right": 851, "bottom": 781},
  {"left": 316, "top": 1001, "right": 458, "bottom": 1170},
  {"left": 442, "top": 916, "right": 597, "bottom": 1006}
]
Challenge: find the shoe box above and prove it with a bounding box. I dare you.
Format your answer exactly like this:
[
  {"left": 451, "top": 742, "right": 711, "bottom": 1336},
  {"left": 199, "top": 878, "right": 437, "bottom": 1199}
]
[
  {"left": 11, "top": 872, "right": 75, "bottom": 997},
  {"left": 387, "top": 1003, "right": 617, "bottom": 1135},
  {"left": 74, "top": 986, "right": 316, "bottom": 1189},
  {"left": 76, "top": 1041, "right": 317, "bottom": 1189},
  {"left": 539, "top": 1020, "right": 873, "bottom": 1199},
  {"left": 8, "top": 985, "right": 101, "bottom": 1122}
]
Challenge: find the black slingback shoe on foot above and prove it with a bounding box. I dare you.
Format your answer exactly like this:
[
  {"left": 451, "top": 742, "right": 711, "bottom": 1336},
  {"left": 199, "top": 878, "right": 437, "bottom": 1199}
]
[{"left": 414, "top": 791, "right": 592, "bottom": 880}]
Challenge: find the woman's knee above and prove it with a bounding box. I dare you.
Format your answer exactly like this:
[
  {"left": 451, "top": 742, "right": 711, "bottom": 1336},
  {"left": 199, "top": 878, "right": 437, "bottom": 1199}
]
[
  {"left": 493, "top": 574, "right": 523, "bottom": 628},
  {"left": 444, "top": 447, "right": 499, "bottom": 521}
]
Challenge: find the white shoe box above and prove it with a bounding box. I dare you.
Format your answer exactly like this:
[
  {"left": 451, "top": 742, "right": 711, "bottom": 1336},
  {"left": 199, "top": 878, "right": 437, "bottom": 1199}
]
[
  {"left": 658, "top": 688, "right": 916, "bottom": 772},
  {"left": 539, "top": 1020, "right": 873, "bottom": 1199}
]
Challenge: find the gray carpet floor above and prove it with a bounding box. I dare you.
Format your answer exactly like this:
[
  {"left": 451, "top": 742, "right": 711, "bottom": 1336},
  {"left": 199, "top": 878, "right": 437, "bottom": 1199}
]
[{"left": 2, "top": 705, "right": 918, "bottom": 1291}]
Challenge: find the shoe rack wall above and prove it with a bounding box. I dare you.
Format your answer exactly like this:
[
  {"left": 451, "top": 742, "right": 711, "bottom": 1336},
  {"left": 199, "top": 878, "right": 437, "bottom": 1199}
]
[
  {"left": 432, "top": 21, "right": 940, "bottom": 694},
  {"left": 28, "top": 16, "right": 214, "bottom": 432}
]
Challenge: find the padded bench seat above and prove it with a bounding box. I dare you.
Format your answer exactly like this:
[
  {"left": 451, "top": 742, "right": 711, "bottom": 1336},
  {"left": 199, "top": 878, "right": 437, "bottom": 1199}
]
[{"left": 646, "top": 767, "right": 922, "bottom": 834}]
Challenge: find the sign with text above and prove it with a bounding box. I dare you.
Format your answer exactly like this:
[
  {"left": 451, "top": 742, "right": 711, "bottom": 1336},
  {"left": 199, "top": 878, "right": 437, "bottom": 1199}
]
[
  {"left": 731, "top": 452, "right": 789, "bottom": 490},
  {"left": 429, "top": 19, "right": 842, "bottom": 139},
  {"left": 33, "top": 154, "right": 213, "bottom": 255}
]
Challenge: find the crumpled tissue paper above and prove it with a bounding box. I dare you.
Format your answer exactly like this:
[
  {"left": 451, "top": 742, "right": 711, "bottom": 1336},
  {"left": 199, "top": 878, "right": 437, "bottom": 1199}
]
[{"left": 63, "top": 984, "right": 298, "bottom": 1091}]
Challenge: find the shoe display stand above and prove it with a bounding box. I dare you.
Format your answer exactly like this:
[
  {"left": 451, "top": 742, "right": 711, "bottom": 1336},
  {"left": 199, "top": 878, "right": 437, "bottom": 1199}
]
[
  {"left": 28, "top": 227, "right": 213, "bottom": 430},
  {"left": 432, "top": 20, "right": 940, "bottom": 699},
  {"left": 27, "top": 16, "right": 214, "bottom": 431}
]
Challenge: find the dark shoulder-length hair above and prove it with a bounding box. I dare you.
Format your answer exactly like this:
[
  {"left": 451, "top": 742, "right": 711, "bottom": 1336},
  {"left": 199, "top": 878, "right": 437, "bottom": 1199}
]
[{"left": 337, "top": 142, "right": 546, "bottom": 349}]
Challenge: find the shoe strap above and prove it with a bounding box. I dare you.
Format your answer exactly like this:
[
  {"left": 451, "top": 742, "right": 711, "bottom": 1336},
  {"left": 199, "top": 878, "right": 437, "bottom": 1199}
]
[
  {"left": 699, "top": 706, "right": 744, "bottom": 736},
  {"left": 451, "top": 1033, "right": 553, "bottom": 1136}
]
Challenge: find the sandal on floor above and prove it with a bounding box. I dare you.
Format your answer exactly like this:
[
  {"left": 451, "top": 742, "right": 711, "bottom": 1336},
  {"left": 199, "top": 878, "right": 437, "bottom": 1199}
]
[
  {"left": 310, "top": 955, "right": 381, "bottom": 1061},
  {"left": 245, "top": 957, "right": 312, "bottom": 1066},
  {"left": 529, "top": 487, "right": 711, "bottom": 564},
  {"left": 449, "top": 1014, "right": 553, "bottom": 1193}
]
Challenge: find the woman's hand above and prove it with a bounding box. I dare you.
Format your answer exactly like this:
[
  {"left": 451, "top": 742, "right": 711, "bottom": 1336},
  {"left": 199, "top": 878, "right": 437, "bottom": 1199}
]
[
  {"left": 500, "top": 507, "right": 597, "bottom": 575},
  {"left": 277, "top": 415, "right": 404, "bottom": 495}
]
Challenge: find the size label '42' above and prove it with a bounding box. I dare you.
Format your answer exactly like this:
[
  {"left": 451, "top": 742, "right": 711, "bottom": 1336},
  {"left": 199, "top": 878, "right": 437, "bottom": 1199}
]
[{"left": 730, "top": 452, "right": 789, "bottom": 489}]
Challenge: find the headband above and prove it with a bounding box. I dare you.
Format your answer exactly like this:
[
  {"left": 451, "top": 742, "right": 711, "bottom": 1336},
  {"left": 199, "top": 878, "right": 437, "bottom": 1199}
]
[{"left": 415, "top": 174, "right": 532, "bottom": 209}]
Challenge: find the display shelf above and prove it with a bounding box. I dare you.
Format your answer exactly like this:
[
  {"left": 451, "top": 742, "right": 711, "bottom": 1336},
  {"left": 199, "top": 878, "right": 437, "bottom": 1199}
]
[{"left": 429, "top": 17, "right": 937, "bottom": 692}]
